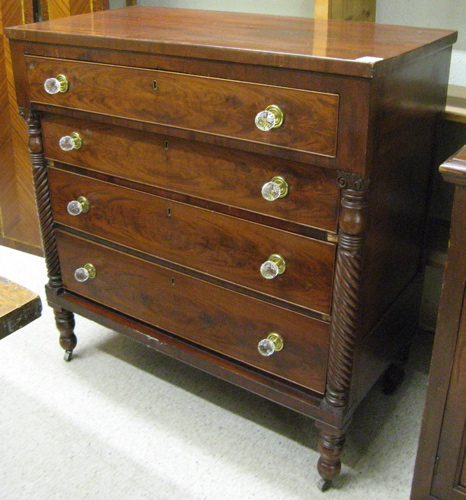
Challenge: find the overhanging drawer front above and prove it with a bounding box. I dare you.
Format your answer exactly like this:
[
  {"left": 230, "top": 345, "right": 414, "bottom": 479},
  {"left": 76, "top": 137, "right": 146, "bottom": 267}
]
[
  {"left": 26, "top": 56, "right": 339, "bottom": 158},
  {"left": 49, "top": 168, "right": 335, "bottom": 314},
  {"left": 56, "top": 230, "right": 330, "bottom": 394},
  {"left": 41, "top": 114, "right": 340, "bottom": 232}
]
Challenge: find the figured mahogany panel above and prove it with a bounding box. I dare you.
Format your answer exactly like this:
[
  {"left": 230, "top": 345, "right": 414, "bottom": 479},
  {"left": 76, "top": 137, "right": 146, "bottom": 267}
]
[
  {"left": 26, "top": 56, "right": 339, "bottom": 158},
  {"left": 48, "top": 168, "right": 335, "bottom": 314},
  {"left": 41, "top": 114, "right": 340, "bottom": 232},
  {"left": 56, "top": 230, "right": 330, "bottom": 393}
]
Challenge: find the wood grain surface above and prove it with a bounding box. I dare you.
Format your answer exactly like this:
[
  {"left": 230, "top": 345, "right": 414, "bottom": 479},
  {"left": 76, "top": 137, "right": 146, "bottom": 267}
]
[
  {"left": 26, "top": 56, "right": 339, "bottom": 158},
  {"left": 6, "top": 7, "right": 457, "bottom": 77},
  {"left": 0, "top": 276, "right": 41, "bottom": 338},
  {"left": 56, "top": 230, "right": 330, "bottom": 393},
  {"left": 48, "top": 167, "right": 336, "bottom": 314},
  {"left": 41, "top": 113, "right": 340, "bottom": 232}
]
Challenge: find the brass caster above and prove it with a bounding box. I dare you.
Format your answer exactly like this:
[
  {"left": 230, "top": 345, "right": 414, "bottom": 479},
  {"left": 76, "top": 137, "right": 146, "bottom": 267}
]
[
  {"left": 64, "top": 350, "right": 73, "bottom": 362},
  {"left": 318, "top": 479, "right": 333, "bottom": 492}
]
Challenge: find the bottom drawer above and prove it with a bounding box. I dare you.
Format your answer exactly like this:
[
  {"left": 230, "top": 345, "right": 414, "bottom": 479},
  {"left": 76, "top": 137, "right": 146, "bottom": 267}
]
[{"left": 56, "top": 231, "right": 330, "bottom": 393}]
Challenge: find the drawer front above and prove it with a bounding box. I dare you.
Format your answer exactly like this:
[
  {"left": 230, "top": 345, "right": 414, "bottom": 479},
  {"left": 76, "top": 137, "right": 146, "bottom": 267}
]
[
  {"left": 27, "top": 56, "right": 339, "bottom": 158},
  {"left": 42, "top": 114, "right": 339, "bottom": 232},
  {"left": 49, "top": 168, "right": 335, "bottom": 314},
  {"left": 56, "top": 230, "right": 330, "bottom": 393}
]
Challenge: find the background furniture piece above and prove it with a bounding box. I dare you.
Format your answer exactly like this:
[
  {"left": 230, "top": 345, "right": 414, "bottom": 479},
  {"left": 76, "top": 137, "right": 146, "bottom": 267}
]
[
  {"left": 0, "top": 277, "right": 41, "bottom": 339},
  {"left": 314, "top": 0, "right": 376, "bottom": 21},
  {"left": 6, "top": 6, "right": 456, "bottom": 490},
  {"left": 411, "top": 145, "right": 466, "bottom": 500},
  {"left": 0, "top": 0, "right": 40, "bottom": 255},
  {"left": 0, "top": 0, "right": 109, "bottom": 256}
]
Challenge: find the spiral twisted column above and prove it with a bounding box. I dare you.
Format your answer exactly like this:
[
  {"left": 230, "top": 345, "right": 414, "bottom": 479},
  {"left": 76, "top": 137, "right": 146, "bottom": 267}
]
[
  {"left": 325, "top": 172, "right": 369, "bottom": 408},
  {"left": 315, "top": 173, "right": 369, "bottom": 488},
  {"left": 23, "top": 109, "right": 62, "bottom": 291},
  {"left": 22, "top": 108, "right": 76, "bottom": 356}
]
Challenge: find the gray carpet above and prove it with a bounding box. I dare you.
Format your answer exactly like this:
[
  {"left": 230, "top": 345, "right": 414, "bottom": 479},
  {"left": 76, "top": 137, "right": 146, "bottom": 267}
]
[{"left": 0, "top": 245, "right": 432, "bottom": 499}]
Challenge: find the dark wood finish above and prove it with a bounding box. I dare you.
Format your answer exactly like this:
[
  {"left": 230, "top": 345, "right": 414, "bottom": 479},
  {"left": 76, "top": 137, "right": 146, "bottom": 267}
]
[
  {"left": 7, "top": 7, "right": 455, "bottom": 78},
  {"left": 56, "top": 230, "right": 331, "bottom": 393},
  {"left": 41, "top": 113, "right": 340, "bottom": 232},
  {"left": 5, "top": 7, "right": 456, "bottom": 490},
  {"left": 7, "top": 39, "right": 373, "bottom": 173},
  {"left": 411, "top": 146, "right": 466, "bottom": 500},
  {"left": 24, "top": 111, "right": 62, "bottom": 290},
  {"left": 26, "top": 56, "right": 340, "bottom": 158},
  {"left": 326, "top": 173, "right": 368, "bottom": 407},
  {"left": 48, "top": 168, "right": 336, "bottom": 314},
  {"left": 316, "top": 420, "right": 350, "bottom": 488},
  {"left": 0, "top": 277, "right": 41, "bottom": 338}
]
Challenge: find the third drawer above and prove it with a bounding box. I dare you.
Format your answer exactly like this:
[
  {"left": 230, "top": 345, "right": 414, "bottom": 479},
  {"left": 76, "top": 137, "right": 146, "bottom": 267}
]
[{"left": 49, "top": 168, "right": 336, "bottom": 315}]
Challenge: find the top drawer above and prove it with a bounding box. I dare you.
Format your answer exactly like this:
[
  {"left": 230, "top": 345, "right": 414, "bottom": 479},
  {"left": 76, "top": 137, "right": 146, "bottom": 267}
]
[{"left": 25, "top": 56, "right": 339, "bottom": 158}]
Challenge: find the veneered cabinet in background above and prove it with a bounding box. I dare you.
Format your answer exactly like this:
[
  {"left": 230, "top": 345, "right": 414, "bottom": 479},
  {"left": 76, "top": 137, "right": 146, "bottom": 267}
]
[
  {"left": 0, "top": 0, "right": 109, "bottom": 255},
  {"left": 411, "top": 146, "right": 466, "bottom": 500}
]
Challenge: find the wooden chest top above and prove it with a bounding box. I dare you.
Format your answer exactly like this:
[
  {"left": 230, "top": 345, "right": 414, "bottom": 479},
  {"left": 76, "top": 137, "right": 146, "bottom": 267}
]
[{"left": 5, "top": 6, "right": 456, "bottom": 77}]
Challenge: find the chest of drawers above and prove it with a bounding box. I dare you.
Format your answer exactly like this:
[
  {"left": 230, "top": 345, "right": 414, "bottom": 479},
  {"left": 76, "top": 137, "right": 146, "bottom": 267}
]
[{"left": 6, "top": 7, "right": 456, "bottom": 490}]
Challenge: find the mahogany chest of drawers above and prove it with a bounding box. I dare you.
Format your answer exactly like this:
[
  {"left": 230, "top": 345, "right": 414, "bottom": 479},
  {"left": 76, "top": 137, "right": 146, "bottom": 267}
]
[{"left": 6, "top": 7, "right": 456, "bottom": 490}]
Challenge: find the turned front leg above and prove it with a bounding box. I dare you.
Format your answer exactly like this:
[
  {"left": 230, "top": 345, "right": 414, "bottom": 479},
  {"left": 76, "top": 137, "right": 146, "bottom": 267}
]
[
  {"left": 315, "top": 421, "right": 347, "bottom": 491},
  {"left": 314, "top": 174, "right": 368, "bottom": 491},
  {"left": 54, "top": 308, "right": 77, "bottom": 361}
]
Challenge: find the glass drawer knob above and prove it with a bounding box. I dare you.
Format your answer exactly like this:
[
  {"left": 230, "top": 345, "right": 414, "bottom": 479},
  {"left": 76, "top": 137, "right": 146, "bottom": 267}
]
[
  {"left": 44, "top": 74, "right": 69, "bottom": 94},
  {"left": 74, "top": 263, "right": 96, "bottom": 282},
  {"left": 258, "top": 333, "right": 284, "bottom": 357},
  {"left": 260, "top": 254, "right": 286, "bottom": 280},
  {"left": 255, "top": 105, "right": 284, "bottom": 132},
  {"left": 262, "top": 176, "right": 289, "bottom": 201},
  {"left": 59, "top": 132, "right": 82, "bottom": 151},
  {"left": 67, "top": 196, "right": 89, "bottom": 216}
]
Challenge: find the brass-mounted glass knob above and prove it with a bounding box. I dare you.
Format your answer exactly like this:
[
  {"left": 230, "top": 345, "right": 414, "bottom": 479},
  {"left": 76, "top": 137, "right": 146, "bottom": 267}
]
[
  {"left": 59, "top": 132, "right": 82, "bottom": 151},
  {"left": 44, "top": 74, "right": 69, "bottom": 94},
  {"left": 260, "top": 254, "right": 286, "bottom": 279},
  {"left": 74, "top": 263, "right": 96, "bottom": 283},
  {"left": 258, "top": 333, "right": 284, "bottom": 356},
  {"left": 255, "top": 105, "right": 284, "bottom": 132},
  {"left": 67, "top": 196, "right": 89, "bottom": 216},
  {"left": 262, "top": 176, "right": 289, "bottom": 201}
]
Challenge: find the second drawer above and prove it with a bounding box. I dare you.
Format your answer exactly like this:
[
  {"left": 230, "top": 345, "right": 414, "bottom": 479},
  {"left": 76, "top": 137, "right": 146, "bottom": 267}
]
[
  {"left": 49, "top": 168, "right": 335, "bottom": 314},
  {"left": 42, "top": 113, "right": 340, "bottom": 232}
]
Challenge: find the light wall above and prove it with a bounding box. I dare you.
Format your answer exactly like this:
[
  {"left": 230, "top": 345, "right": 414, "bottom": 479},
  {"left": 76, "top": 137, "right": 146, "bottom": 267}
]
[
  {"left": 110, "top": 0, "right": 464, "bottom": 86},
  {"left": 110, "top": 0, "right": 312, "bottom": 15},
  {"left": 376, "top": 0, "right": 465, "bottom": 87}
]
